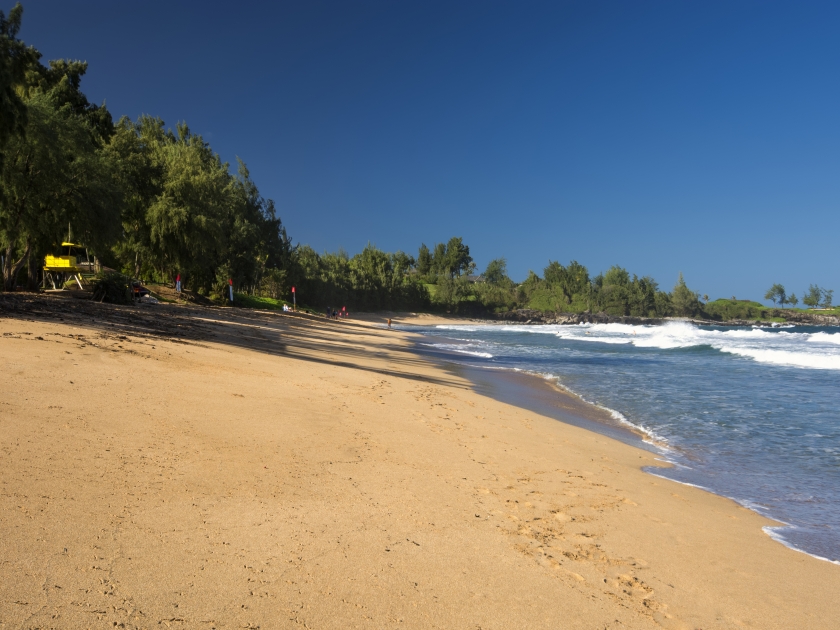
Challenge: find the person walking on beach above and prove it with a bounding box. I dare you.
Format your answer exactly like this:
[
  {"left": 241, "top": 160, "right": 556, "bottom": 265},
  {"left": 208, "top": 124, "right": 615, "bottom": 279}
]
[
  {"left": 388, "top": 318, "right": 392, "bottom": 329},
  {"left": 175, "top": 273, "right": 181, "bottom": 293}
]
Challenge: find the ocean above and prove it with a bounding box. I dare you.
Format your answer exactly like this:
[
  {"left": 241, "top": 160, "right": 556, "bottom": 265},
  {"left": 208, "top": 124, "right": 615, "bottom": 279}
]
[{"left": 407, "top": 321, "right": 840, "bottom": 564}]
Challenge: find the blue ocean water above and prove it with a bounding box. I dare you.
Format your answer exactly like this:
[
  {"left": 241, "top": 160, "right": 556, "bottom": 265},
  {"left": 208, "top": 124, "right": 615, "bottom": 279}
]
[{"left": 408, "top": 321, "right": 840, "bottom": 563}]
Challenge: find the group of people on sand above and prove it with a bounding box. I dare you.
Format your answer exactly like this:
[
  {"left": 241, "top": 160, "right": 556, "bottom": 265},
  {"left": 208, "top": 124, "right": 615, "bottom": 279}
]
[{"left": 326, "top": 306, "right": 348, "bottom": 320}]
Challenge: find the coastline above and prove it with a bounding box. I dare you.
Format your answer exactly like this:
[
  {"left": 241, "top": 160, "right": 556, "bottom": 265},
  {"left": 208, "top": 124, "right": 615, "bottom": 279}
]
[
  {"left": 411, "top": 336, "right": 659, "bottom": 449},
  {"left": 2, "top": 295, "right": 838, "bottom": 628},
  {"left": 403, "top": 318, "right": 840, "bottom": 563},
  {"left": 351, "top": 307, "right": 840, "bottom": 328}
]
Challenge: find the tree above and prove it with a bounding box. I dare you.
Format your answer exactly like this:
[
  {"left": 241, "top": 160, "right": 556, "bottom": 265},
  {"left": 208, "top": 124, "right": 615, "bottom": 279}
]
[
  {"left": 822, "top": 288, "right": 834, "bottom": 309},
  {"left": 0, "top": 3, "right": 38, "bottom": 166},
  {"left": 764, "top": 283, "right": 786, "bottom": 307},
  {"left": 144, "top": 123, "right": 232, "bottom": 292},
  {"left": 803, "top": 284, "right": 822, "bottom": 309},
  {"left": 431, "top": 242, "right": 447, "bottom": 275},
  {"left": 224, "top": 159, "right": 292, "bottom": 291},
  {"left": 788, "top": 293, "right": 798, "bottom": 307},
  {"left": 541, "top": 260, "right": 590, "bottom": 306},
  {"left": 434, "top": 274, "right": 472, "bottom": 310},
  {"left": 703, "top": 294, "right": 709, "bottom": 303},
  {"left": 1, "top": 92, "right": 121, "bottom": 290},
  {"left": 416, "top": 243, "right": 431, "bottom": 276},
  {"left": 483, "top": 258, "right": 508, "bottom": 285},
  {"left": 444, "top": 236, "right": 473, "bottom": 277},
  {"left": 671, "top": 273, "right": 702, "bottom": 317},
  {"left": 628, "top": 275, "right": 659, "bottom": 317},
  {"left": 596, "top": 266, "right": 632, "bottom": 315}
]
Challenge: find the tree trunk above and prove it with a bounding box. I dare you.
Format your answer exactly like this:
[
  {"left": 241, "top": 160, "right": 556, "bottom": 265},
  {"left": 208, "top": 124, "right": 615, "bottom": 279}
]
[
  {"left": 27, "top": 248, "right": 39, "bottom": 291},
  {"left": 4, "top": 241, "right": 31, "bottom": 291}
]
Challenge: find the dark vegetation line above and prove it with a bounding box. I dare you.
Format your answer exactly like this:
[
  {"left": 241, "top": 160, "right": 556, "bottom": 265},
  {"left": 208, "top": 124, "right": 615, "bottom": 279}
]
[{"left": 0, "top": 4, "right": 834, "bottom": 320}]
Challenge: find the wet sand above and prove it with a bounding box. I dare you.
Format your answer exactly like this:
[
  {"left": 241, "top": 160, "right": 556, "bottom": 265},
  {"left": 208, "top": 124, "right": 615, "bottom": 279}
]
[{"left": 1, "top": 295, "right": 838, "bottom": 629}]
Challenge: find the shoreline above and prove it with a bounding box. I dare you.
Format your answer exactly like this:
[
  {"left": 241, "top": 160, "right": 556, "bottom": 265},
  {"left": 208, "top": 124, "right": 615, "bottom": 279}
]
[
  {"left": 2, "top": 295, "right": 839, "bottom": 628},
  {"left": 401, "top": 320, "right": 840, "bottom": 566},
  {"left": 410, "top": 335, "right": 659, "bottom": 450}
]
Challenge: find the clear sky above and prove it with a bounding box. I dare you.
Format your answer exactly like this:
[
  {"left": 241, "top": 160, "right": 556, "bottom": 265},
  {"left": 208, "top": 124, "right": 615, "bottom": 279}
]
[{"left": 19, "top": 0, "right": 840, "bottom": 300}]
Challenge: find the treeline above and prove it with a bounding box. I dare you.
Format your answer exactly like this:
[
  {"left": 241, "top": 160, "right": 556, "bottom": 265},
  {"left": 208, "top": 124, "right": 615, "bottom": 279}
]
[
  {"left": 427, "top": 255, "right": 703, "bottom": 317},
  {"left": 0, "top": 6, "right": 436, "bottom": 311},
  {"left": 0, "top": 5, "right": 769, "bottom": 319},
  {"left": 0, "top": 5, "right": 293, "bottom": 298},
  {"left": 287, "top": 245, "right": 428, "bottom": 311},
  {"left": 765, "top": 283, "right": 833, "bottom": 309}
]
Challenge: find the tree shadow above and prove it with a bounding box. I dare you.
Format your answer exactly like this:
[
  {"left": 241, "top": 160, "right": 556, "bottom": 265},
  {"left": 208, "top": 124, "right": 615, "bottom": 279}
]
[{"left": 0, "top": 293, "right": 465, "bottom": 389}]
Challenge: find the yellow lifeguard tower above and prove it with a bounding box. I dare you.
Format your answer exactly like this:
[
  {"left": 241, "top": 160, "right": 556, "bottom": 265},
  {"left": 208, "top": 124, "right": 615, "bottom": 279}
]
[{"left": 43, "top": 241, "right": 97, "bottom": 290}]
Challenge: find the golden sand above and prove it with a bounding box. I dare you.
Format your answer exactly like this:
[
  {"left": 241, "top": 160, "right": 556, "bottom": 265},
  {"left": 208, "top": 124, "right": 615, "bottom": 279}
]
[{"left": 1, "top": 301, "right": 837, "bottom": 628}]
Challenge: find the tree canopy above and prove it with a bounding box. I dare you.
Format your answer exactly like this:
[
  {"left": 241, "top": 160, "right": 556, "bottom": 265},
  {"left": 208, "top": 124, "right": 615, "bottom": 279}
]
[{"left": 764, "top": 283, "right": 786, "bottom": 307}]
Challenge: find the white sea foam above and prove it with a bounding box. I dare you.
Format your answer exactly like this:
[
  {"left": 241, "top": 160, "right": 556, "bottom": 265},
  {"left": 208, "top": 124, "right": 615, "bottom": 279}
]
[
  {"left": 523, "top": 370, "right": 671, "bottom": 449},
  {"left": 428, "top": 320, "right": 840, "bottom": 562},
  {"left": 762, "top": 526, "right": 840, "bottom": 565},
  {"left": 808, "top": 331, "right": 840, "bottom": 344},
  {"left": 552, "top": 322, "right": 840, "bottom": 370},
  {"left": 647, "top": 476, "right": 840, "bottom": 565},
  {"left": 420, "top": 342, "right": 493, "bottom": 358},
  {"left": 435, "top": 321, "right": 840, "bottom": 369}
]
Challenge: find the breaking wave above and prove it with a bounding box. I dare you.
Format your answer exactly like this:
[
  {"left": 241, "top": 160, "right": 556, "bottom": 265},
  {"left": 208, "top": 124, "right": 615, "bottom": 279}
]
[{"left": 545, "top": 322, "right": 840, "bottom": 370}]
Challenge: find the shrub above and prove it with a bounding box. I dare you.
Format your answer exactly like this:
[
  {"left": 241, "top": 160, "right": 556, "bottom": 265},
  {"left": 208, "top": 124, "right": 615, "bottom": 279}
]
[{"left": 91, "top": 271, "right": 132, "bottom": 304}]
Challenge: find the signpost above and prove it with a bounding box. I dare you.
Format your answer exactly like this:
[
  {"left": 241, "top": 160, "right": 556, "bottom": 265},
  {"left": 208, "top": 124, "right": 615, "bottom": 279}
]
[{"left": 292, "top": 286, "right": 296, "bottom": 311}]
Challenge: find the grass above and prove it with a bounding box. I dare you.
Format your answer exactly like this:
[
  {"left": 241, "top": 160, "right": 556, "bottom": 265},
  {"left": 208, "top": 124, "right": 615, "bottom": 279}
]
[
  {"left": 232, "top": 293, "right": 320, "bottom": 315},
  {"left": 779, "top": 306, "right": 840, "bottom": 316},
  {"left": 702, "top": 299, "right": 840, "bottom": 321},
  {"left": 233, "top": 294, "right": 290, "bottom": 310}
]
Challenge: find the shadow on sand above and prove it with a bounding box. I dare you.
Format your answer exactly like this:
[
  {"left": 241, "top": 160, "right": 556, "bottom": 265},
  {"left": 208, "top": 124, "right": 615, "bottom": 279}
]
[{"left": 0, "top": 293, "right": 465, "bottom": 389}]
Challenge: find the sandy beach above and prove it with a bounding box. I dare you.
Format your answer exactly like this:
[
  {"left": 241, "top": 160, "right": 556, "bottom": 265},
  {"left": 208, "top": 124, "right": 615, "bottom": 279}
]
[{"left": 1, "top": 296, "right": 838, "bottom": 629}]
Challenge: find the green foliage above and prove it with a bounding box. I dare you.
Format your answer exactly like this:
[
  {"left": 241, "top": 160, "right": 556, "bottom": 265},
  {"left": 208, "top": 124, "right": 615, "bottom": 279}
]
[
  {"left": 822, "top": 288, "right": 833, "bottom": 309},
  {"left": 285, "top": 244, "right": 430, "bottom": 311},
  {"left": 233, "top": 293, "right": 290, "bottom": 310},
  {"left": 259, "top": 268, "right": 288, "bottom": 300},
  {"left": 471, "top": 281, "right": 518, "bottom": 312},
  {"left": 425, "top": 236, "right": 473, "bottom": 278},
  {"left": 483, "top": 258, "right": 508, "bottom": 285},
  {"left": 104, "top": 116, "right": 293, "bottom": 295},
  {"left": 541, "top": 260, "right": 590, "bottom": 305},
  {"left": 787, "top": 293, "right": 798, "bottom": 307},
  {"left": 702, "top": 299, "right": 766, "bottom": 321},
  {"left": 1, "top": 89, "right": 121, "bottom": 289},
  {"left": 1, "top": 18, "right": 122, "bottom": 290},
  {"left": 518, "top": 261, "right": 671, "bottom": 317},
  {"left": 803, "top": 284, "right": 822, "bottom": 309},
  {"left": 417, "top": 243, "right": 431, "bottom": 276},
  {"left": 433, "top": 275, "right": 472, "bottom": 310},
  {"left": 90, "top": 271, "right": 132, "bottom": 304},
  {"left": 0, "top": 3, "right": 37, "bottom": 165},
  {"left": 764, "top": 283, "right": 786, "bottom": 307},
  {"left": 670, "top": 273, "right": 702, "bottom": 317}
]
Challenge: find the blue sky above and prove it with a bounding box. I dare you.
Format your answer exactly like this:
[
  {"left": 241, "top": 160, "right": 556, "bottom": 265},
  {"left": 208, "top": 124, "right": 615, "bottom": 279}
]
[{"left": 21, "top": 0, "right": 840, "bottom": 300}]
